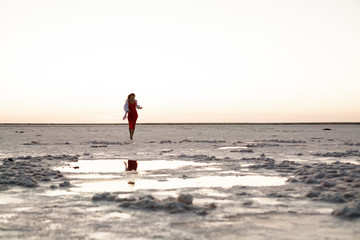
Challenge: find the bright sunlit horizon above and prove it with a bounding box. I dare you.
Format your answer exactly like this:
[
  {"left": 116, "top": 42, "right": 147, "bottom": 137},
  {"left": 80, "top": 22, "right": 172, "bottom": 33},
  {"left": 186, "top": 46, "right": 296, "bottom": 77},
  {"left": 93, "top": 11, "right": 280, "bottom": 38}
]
[{"left": 1, "top": 0, "right": 360, "bottom": 123}]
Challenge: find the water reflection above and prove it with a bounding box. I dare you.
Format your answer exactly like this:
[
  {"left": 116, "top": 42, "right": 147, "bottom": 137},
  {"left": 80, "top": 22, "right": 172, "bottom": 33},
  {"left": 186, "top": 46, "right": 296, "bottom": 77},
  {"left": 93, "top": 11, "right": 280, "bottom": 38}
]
[
  {"left": 124, "top": 160, "right": 137, "bottom": 171},
  {"left": 53, "top": 159, "right": 287, "bottom": 194},
  {"left": 56, "top": 159, "right": 206, "bottom": 173},
  {"left": 67, "top": 175, "right": 287, "bottom": 193}
]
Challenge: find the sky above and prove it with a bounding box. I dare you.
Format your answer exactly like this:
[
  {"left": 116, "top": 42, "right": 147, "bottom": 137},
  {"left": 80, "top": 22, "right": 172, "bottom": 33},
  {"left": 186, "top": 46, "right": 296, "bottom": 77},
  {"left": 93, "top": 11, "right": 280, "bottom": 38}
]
[{"left": 1, "top": 0, "right": 359, "bottom": 123}]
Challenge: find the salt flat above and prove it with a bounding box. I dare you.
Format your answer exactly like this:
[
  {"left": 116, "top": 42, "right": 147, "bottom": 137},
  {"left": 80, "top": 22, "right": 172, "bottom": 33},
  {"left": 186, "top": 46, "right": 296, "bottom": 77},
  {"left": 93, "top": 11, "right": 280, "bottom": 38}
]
[{"left": 0, "top": 124, "right": 359, "bottom": 239}]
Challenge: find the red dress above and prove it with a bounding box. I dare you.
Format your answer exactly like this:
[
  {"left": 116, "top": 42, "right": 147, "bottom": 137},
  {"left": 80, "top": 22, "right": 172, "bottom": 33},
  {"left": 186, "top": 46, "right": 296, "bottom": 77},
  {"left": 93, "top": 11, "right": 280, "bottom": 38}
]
[{"left": 127, "top": 101, "right": 138, "bottom": 130}]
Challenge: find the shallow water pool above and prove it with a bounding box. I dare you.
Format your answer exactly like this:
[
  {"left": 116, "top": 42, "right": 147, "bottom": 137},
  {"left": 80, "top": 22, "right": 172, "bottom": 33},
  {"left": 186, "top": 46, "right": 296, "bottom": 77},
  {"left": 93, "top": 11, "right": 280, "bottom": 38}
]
[{"left": 53, "top": 159, "right": 287, "bottom": 193}]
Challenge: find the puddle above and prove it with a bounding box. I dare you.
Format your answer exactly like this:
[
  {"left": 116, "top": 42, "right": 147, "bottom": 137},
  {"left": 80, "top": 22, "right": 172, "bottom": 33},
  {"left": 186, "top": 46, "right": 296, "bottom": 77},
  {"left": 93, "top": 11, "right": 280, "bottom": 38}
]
[
  {"left": 0, "top": 195, "right": 24, "bottom": 205},
  {"left": 64, "top": 174, "right": 118, "bottom": 180},
  {"left": 0, "top": 213, "right": 17, "bottom": 223},
  {"left": 90, "top": 232, "right": 116, "bottom": 240},
  {"left": 251, "top": 197, "right": 283, "bottom": 205},
  {"left": 103, "top": 211, "right": 132, "bottom": 219},
  {"left": 203, "top": 166, "right": 222, "bottom": 171},
  {"left": 181, "top": 175, "right": 286, "bottom": 188},
  {"left": 61, "top": 175, "right": 287, "bottom": 193},
  {"left": 14, "top": 207, "right": 34, "bottom": 212},
  {"left": 196, "top": 188, "right": 230, "bottom": 198},
  {"left": 42, "top": 190, "right": 80, "bottom": 197},
  {"left": 56, "top": 159, "right": 206, "bottom": 174},
  {"left": 50, "top": 159, "right": 287, "bottom": 195}
]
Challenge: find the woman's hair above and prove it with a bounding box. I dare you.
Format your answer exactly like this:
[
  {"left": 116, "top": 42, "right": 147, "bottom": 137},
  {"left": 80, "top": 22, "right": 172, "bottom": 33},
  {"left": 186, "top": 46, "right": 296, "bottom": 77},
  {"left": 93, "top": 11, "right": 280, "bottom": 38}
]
[{"left": 127, "top": 93, "right": 135, "bottom": 101}]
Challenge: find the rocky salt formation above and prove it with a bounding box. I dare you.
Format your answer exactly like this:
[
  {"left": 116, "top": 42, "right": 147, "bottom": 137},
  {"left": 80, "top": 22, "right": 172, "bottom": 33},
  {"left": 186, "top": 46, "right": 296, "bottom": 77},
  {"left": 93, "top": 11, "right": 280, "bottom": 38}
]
[
  {"left": 179, "top": 139, "right": 226, "bottom": 144},
  {"left": 160, "top": 140, "right": 176, "bottom": 144},
  {"left": 86, "top": 140, "right": 130, "bottom": 148},
  {"left": 243, "top": 153, "right": 278, "bottom": 164},
  {"left": 312, "top": 150, "right": 360, "bottom": 158},
  {"left": 160, "top": 149, "right": 174, "bottom": 155},
  {"left": 257, "top": 139, "right": 306, "bottom": 144},
  {"left": 0, "top": 155, "right": 76, "bottom": 190},
  {"left": 92, "top": 193, "right": 216, "bottom": 215},
  {"left": 231, "top": 149, "right": 254, "bottom": 153},
  {"left": 292, "top": 162, "right": 360, "bottom": 204},
  {"left": 243, "top": 139, "right": 306, "bottom": 148},
  {"left": 87, "top": 140, "right": 128, "bottom": 145},
  {"left": 332, "top": 200, "right": 360, "bottom": 218},
  {"left": 343, "top": 141, "right": 360, "bottom": 146},
  {"left": 23, "top": 141, "right": 44, "bottom": 145},
  {"left": 178, "top": 154, "right": 223, "bottom": 162},
  {"left": 245, "top": 143, "right": 280, "bottom": 148},
  {"left": 248, "top": 154, "right": 360, "bottom": 218}
]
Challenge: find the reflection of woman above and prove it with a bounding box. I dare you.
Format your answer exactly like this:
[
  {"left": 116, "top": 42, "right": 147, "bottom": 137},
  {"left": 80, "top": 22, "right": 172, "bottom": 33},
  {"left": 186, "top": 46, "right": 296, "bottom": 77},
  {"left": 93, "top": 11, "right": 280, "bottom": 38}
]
[
  {"left": 124, "top": 160, "right": 138, "bottom": 171},
  {"left": 123, "top": 93, "right": 142, "bottom": 140}
]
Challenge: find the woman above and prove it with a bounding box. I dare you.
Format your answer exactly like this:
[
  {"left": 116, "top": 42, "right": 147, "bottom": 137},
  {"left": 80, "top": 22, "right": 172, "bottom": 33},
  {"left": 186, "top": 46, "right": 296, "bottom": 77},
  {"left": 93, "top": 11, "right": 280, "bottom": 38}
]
[{"left": 123, "top": 93, "right": 142, "bottom": 140}]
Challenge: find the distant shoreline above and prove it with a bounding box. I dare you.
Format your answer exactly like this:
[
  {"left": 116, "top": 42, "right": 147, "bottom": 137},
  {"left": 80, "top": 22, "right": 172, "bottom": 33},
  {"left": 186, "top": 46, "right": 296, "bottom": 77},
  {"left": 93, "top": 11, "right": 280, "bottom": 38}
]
[{"left": 0, "top": 122, "right": 359, "bottom": 126}]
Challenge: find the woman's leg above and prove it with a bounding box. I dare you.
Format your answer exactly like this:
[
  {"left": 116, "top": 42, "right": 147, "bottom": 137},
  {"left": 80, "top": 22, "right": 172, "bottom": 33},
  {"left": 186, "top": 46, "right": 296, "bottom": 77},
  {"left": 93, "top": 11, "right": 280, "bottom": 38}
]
[
  {"left": 128, "top": 113, "right": 137, "bottom": 140},
  {"left": 128, "top": 115, "right": 134, "bottom": 140},
  {"left": 130, "top": 129, "right": 134, "bottom": 140}
]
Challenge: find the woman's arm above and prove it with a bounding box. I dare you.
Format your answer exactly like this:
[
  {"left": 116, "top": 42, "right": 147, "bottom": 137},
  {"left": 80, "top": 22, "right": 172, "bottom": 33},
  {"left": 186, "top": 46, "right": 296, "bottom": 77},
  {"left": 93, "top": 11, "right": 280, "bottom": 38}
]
[
  {"left": 123, "top": 101, "right": 129, "bottom": 120},
  {"left": 135, "top": 100, "right": 143, "bottom": 109},
  {"left": 124, "top": 101, "right": 129, "bottom": 112}
]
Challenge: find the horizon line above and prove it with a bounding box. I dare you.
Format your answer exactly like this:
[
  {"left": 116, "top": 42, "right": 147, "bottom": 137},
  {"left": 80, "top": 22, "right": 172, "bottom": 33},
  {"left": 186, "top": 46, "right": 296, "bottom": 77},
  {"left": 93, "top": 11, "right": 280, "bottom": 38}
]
[{"left": 0, "top": 122, "right": 359, "bottom": 126}]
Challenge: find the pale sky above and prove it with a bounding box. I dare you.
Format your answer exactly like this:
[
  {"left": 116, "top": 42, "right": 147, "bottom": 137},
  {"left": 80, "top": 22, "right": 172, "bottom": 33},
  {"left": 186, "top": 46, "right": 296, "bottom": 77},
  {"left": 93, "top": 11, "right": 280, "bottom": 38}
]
[{"left": 1, "top": 0, "right": 359, "bottom": 123}]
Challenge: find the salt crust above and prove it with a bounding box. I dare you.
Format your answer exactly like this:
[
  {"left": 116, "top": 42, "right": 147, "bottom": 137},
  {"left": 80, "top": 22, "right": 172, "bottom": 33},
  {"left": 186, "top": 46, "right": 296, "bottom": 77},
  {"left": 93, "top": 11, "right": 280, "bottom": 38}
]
[
  {"left": 246, "top": 154, "right": 360, "bottom": 218},
  {"left": 157, "top": 139, "right": 226, "bottom": 144},
  {"left": 92, "top": 192, "right": 216, "bottom": 215},
  {"left": 2, "top": 152, "right": 360, "bottom": 218},
  {"left": 0, "top": 155, "right": 77, "bottom": 189}
]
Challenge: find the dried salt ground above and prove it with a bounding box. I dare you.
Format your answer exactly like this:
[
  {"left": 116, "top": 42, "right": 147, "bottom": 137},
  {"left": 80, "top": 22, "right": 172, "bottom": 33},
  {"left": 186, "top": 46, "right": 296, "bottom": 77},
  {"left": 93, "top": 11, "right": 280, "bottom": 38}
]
[{"left": 1, "top": 124, "right": 360, "bottom": 239}]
